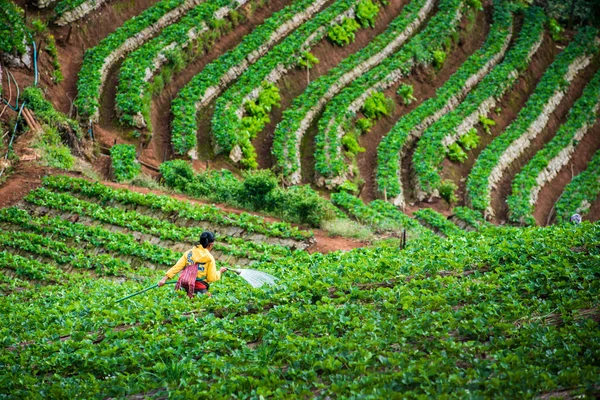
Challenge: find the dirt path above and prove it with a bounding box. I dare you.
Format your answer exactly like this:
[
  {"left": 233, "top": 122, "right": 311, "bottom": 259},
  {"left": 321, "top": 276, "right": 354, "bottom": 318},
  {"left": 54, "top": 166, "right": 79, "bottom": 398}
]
[
  {"left": 440, "top": 31, "right": 559, "bottom": 212},
  {"left": 358, "top": 6, "right": 489, "bottom": 203},
  {"left": 533, "top": 110, "right": 600, "bottom": 225},
  {"left": 490, "top": 52, "right": 600, "bottom": 223},
  {"left": 255, "top": 0, "right": 412, "bottom": 171}
]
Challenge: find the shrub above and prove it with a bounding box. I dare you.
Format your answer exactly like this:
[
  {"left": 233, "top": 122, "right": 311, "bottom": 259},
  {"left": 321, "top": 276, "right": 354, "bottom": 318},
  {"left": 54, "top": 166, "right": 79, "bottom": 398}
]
[
  {"left": 439, "top": 179, "right": 458, "bottom": 204},
  {"left": 342, "top": 134, "right": 365, "bottom": 154},
  {"left": 241, "top": 169, "right": 279, "bottom": 209},
  {"left": 110, "top": 144, "right": 140, "bottom": 182},
  {"left": 356, "top": 0, "right": 380, "bottom": 28},
  {"left": 447, "top": 143, "right": 467, "bottom": 163},
  {"left": 397, "top": 83, "right": 416, "bottom": 105},
  {"left": 159, "top": 159, "right": 196, "bottom": 190}
]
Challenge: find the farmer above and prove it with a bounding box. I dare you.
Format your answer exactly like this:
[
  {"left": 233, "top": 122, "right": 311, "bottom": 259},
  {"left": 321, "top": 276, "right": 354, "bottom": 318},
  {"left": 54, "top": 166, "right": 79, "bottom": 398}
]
[{"left": 158, "top": 231, "right": 227, "bottom": 297}]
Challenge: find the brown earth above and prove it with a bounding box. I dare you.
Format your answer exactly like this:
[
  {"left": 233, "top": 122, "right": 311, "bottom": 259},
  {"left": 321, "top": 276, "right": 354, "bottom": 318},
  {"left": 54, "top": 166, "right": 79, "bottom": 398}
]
[
  {"left": 440, "top": 31, "right": 559, "bottom": 217},
  {"left": 255, "top": 0, "right": 414, "bottom": 171},
  {"left": 533, "top": 114, "right": 600, "bottom": 225},
  {"left": 358, "top": 5, "right": 490, "bottom": 204},
  {"left": 489, "top": 52, "right": 600, "bottom": 223}
]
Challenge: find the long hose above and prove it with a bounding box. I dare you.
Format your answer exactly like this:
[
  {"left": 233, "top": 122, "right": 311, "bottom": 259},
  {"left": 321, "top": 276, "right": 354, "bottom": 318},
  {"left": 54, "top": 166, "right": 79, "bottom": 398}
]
[{"left": 115, "top": 280, "right": 177, "bottom": 303}]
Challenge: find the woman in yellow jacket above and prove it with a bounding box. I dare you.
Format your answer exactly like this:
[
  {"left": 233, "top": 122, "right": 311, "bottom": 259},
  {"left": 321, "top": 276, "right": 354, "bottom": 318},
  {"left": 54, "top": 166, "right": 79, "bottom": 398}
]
[{"left": 158, "top": 231, "right": 227, "bottom": 297}]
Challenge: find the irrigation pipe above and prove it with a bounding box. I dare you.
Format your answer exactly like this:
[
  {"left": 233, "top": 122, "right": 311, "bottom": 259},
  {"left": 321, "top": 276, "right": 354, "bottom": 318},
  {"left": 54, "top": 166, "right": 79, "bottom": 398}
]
[{"left": 115, "top": 280, "right": 177, "bottom": 303}]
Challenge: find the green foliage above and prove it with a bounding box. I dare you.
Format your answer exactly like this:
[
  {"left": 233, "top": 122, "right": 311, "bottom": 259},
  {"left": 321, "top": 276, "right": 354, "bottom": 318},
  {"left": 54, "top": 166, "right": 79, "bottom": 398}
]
[
  {"left": 376, "top": 0, "right": 514, "bottom": 200},
  {"left": 298, "top": 51, "right": 319, "bottom": 69},
  {"left": 555, "top": 149, "right": 600, "bottom": 222},
  {"left": 339, "top": 180, "right": 359, "bottom": 194},
  {"left": 439, "top": 179, "right": 458, "bottom": 205},
  {"left": 458, "top": 128, "right": 480, "bottom": 151},
  {"left": 356, "top": 0, "right": 380, "bottom": 28},
  {"left": 342, "top": 133, "right": 365, "bottom": 155},
  {"left": 397, "top": 83, "right": 416, "bottom": 105},
  {"left": 362, "top": 92, "right": 393, "bottom": 120},
  {"left": 241, "top": 169, "right": 279, "bottom": 209},
  {"left": 171, "top": 0, "right": 320, "bottom": 155},
  {"left": 0, "top": 1, "right": 29, "bottom": 54},
  {"left": 31, "top": 19, "right": 47, "bottom": 34},
  {"left": 110, "top": 144, "right": 141, "bottom": 183},
  {"left": 355, "top": 117, "right": 373, "bottom": 133},
  {"left": 273, "top": 0, "right": 432, "bottom": 179},
  {"left": 466, "top": 0, "right": 482, "bottom": 11},
  {"left": 328, "top": 17, "right": 361, "bottom": 46},
  {"left": 468, "top": 26, "right": 599, "bottom": 214},
  {"left": 548, "top": 18, "right": 564, "bottom": 41},
  {"left": 478, "top": 114, "right": 496, "bottom": 134},
  {"left": 414, "top": 207, "right": 463, "bottom": 236},
  {"left": 33, "top": 126, "right": 75, "bottom": 170},
  {"left": 447, "top": 143, "right": 467, "bottom": 163},
  {"left": 542, "top": 0, "right": 600, "bottom": 28},
  {"left": 432, "top": 49, "right": 447, "bottom": 69}
]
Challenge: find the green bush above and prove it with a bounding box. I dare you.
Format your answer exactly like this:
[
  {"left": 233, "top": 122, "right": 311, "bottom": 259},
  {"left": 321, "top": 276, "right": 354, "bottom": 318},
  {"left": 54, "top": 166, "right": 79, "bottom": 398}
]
[
  {"left": 439, "top": 179, "right": 458, "bottom": 204},
  {"left": 447, "top": 143, "right": 467, "bottom": 163},
  {"left": 397, "top": 83, "right": 416, "bottom": 105},
  {"left": 159, "top": 159, "right": 196, "bottom": 190},
  {"left": 458, "top": 128, "right": 480, "bottom": 151},
  {"left": 328, "top": 17, "right": 361, "bottom": 46},
  {"left": 110, "top": 144, "right": 140, "bottom": 182},
  {"left": 356, "top": 0, "right": 380, "bottom": 28},
  {"left": 362, "top": 92, "right": 393, "bottom": 119},
  {"left": 241, "top": 169, "right": 279, "bottom": 209},
  {"left": 0, "top": 2, "right": 29, "bottom": 54},
  {"left": 34, "top": 127, "right": 75, "bottom": 170}
]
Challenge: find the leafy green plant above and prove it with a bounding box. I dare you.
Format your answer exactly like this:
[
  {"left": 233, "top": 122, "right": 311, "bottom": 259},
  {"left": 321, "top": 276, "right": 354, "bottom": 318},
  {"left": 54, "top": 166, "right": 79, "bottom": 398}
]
[
  {"left": 439, "top": 179, "right": 458, "bottom": 205},
  {"left": 342, "top": 133, "right": 365, "bottom": 155},
  {"left": 362, "top": 92, "right": 393, "bottom": 119},
  {"left": 466, "top": 0, "right": 482, "bottom": 11},
  {"left": 548, "top": 18, "right": 564, "bottom": 41},
  {"left": 478, "top": 114, "right": 496, "bottom": 134},
  {"left": 432, "top": 49, "right": 447, "bottom": 69},
  {"left": 458, "top": 128, "right": 480, "bottom": 150},
  {"left": 0, "top": 2, "right": 29, "bottom": 55},
  {"left": 328, "top": 17, "right": 361, "bottom": 46},
  {"left": 110, "top": 144, "right": 140, "bottom": 182},
  {"left": 298, "top": 51, "right": 320, "bottom": 69},
  {"left": 355, "top": 118, "right": 373, "bottom": 133},
  {"left": 339, "top": 180, "right": 359, "bottom": 194},
  {"left": 397, "top": 83, "right": 416, "bottom": 105},
  {"left": 447, "top": 143, "right": 467, "bottom": 163},
  {"left": 356, "top": 0, "right": 380, "bottom": 28}
]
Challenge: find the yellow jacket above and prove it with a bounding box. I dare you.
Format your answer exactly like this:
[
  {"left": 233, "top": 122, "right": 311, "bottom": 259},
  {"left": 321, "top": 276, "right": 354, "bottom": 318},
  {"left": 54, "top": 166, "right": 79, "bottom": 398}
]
[{"left": 165, "top": 246, "right": 221, "bottom": 283}]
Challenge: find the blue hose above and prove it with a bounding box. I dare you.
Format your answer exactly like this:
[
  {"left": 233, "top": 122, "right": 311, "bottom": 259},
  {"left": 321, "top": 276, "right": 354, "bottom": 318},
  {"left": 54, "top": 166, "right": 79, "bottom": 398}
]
[{"left": 32, "top": 39, "right": 39, "bottom": 87}]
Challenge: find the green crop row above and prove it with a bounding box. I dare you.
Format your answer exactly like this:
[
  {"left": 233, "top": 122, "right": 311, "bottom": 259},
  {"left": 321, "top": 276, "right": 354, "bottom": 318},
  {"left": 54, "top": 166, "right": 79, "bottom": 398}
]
[
  {"left": 210, "top": 0, "right": 361, "bottom": 167},
  {"left": 273, "top": 0, "right": 432, "bottom": 181},
  {"left": 375, "top": 0, "right": 513, "bottom": 201},
  {"left": 331, "top": 191, "right": 403, "bottom": 232},
  {"left": 368, "top": 199, "right": 435, "bottom": 238},
  {"left": 110, "top": 144, "right": 140, "bottom": 182},
  {"left": 25, "top": 187, "right": 291, "bottom": 262},
  {"left": 75, "top": 0, "right": 190, "bottom": 119},
  {"left": 507, "top": 68, "right": 600, "bottom": 225},
  {"left": 467, "top": 26, "right": 599, "bottom": 216},
  {"left": 115, "top": 0, "right": 243, "bottom": 128},
  {"left": 54, "top": 0, "right": 97, "bottom": 17},
  {"left": 555, "top": 149, "right": 600, "bottom": 223},
  {"left": 451, "top": 206, "right": 490, "bottom": 230},
  {"left": 42, "top": 174, "right": 311, "bottom": 240},
  {"left": 314, "top": 0, "right": 466, "bottom": 184},
  {"left": 0, "top": 207, "right": 176, "bottom": 267},
  {"left": 0, "top": 1, "right": 29, "bottom": 55},
  {"left": 0, "top": 251, "right": 66, "bottom": 282},
  {"left": 0, "top": 230, "right": 130, "bottom": 276},
  {"left": 413, "top": 208, "right": 463, "bottom": 237},
  {"left": 412, "top": 6, "right": 547, "bottom": 199},
  {"left": 170, "top": 0, "right": 323, "bottom": 155},
  {"left": 1, "top": 222, "right": 597, "bottom": 397}
]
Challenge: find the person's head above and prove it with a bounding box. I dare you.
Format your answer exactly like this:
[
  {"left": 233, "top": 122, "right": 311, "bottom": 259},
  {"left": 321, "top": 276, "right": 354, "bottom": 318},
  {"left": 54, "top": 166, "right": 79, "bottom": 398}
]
[{"left": 198, "top": 231, "right": 215, "bottom": 250}]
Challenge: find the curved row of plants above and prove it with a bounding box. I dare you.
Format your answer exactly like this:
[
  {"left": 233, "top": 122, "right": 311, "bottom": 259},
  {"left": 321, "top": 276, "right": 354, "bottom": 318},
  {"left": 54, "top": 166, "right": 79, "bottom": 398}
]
[
  {"left": 375, "top": 0, "right": 514, "bottom": 207},
  {"left": 555, "top": 148, "right": 600, "bottom": 223},
  {"left": 368, "top": 199, "right": 434, "bottom": 237},
  {"left": 273, "top": 0, "right": 434, "bottom": 184},
  {"left": 0, "top": 207, "right": 178, "bottom": 268},
  {"left": 466, "top": 26, "right": 599, "bottom": 217},
  {"left": 313, "top": 0, "right": 467, "bottom": 188},
  {"left": 42, "top": 175, "right": 312, "bottom": 240},
  {"left": 4, "top": 221, "right": 597, "bottom": 397},
  {"left": 54, "top": 0, "right": 109, "bottom": 25},
  {"left": 170, "top": 0, "right": 328, "bottom": 156},
  {"left": 0, "top": 230, "right": 130, "bottom": 276},
  {"left": 24, "top": 188, "right": 292, "bottom": 262},
  {"left": 331, "top": 190, "right": 404, "bottom": 232},
  {"left": 75, "top": 0, "right": 202, "bottom": 121},
  {"left": 0, "top": 251, "right": 66, "bottom": 282},
  {"left": 450, "top": 206, "right": 490, "bottom": 230},
  {"left": 115, "top": 0, "right": 251, "bottom": 128},
  {"left": 210, "top": 0, "right": 363, "bottom": 168},
  {"left": 411, "top": 6, "right": 547, "bottom": 201},
  {"left": 507, "top": 67, "right": 600, "bottom": 225},
  {"left": 413, "top": 208, "right": 463, "bottom": 237},
  {"left": 0, "top": 1, "right": 29, "bottom": 57}
]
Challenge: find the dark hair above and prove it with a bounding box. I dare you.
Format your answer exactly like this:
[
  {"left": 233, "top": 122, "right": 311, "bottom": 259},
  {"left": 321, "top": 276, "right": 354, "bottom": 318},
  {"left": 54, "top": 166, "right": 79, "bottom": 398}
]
[{"left": 198, "top": 231, "right": 215, "bottom": 248}]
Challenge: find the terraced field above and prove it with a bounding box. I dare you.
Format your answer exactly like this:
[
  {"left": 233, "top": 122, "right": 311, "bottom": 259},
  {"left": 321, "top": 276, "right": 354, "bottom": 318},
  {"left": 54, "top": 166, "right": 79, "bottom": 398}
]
[{"left": 1, "top": 0, "right": 600, "bottom": 397}]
